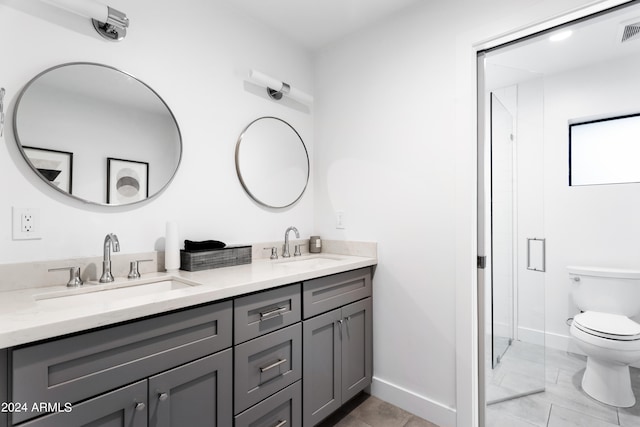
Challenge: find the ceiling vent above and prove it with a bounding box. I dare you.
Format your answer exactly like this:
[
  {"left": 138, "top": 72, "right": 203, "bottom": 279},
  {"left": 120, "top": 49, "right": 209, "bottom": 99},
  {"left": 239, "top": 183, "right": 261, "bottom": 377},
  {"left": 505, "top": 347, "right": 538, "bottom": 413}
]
[{"left": 620, "top": 21, "right": 640, "bottom": 43}]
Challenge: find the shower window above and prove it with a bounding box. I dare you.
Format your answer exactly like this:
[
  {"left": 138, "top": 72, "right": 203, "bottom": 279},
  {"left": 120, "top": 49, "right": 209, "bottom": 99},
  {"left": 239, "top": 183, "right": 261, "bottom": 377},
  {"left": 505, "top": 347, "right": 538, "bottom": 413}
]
[{"left": 569, "top": 113, "right": 640, "bottom": 186}]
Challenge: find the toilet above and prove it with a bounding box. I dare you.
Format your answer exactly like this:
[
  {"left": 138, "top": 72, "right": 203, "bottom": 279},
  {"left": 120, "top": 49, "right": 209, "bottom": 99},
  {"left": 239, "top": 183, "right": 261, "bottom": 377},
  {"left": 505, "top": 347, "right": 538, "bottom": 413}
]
[{"left": 568, "top": 266, "right": 640, "bottom": 407}]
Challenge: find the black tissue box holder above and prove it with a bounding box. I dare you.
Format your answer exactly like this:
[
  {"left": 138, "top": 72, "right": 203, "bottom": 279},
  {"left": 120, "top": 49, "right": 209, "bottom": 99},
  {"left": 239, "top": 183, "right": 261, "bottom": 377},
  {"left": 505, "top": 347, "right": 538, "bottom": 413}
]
[{"left": 180, "top": 245, "right": 252, "bottom": 271}]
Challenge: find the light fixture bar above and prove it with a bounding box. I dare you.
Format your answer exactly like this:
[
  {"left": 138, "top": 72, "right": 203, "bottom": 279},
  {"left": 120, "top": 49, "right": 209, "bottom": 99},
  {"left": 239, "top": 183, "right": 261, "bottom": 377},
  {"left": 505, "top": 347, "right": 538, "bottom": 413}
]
[
  {"left": 248, "top": 69, "right": 313, "bottom": 105},
  {"left": 41, "top": 0, "right": 129, "bottom": 41}
]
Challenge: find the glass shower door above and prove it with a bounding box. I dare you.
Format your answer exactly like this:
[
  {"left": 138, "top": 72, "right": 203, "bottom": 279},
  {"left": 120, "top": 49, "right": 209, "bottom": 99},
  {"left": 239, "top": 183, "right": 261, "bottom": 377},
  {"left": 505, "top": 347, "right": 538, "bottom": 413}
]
[
  {"left": 490, "top": 94, "right": 514, "bottom": 369},
  {"left": 485, "top": 80, "right": 546, "bottom": 407}
]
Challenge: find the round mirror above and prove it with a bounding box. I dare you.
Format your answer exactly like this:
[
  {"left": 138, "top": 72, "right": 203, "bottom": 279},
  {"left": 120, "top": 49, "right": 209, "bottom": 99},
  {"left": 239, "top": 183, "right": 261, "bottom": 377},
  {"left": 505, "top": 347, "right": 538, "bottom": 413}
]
[
  {"left": 14, "top": 62, "right": 182, "bottom": 206},
  {"left": 235, "top": 117, "right": 309, "bottom": 208}
]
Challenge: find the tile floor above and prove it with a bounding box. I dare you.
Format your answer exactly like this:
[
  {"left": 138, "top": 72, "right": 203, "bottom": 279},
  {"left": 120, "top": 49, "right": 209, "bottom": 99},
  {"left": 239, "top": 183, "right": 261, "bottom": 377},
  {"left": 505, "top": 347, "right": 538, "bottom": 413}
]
[
  {"left": 315, "top": 341, "right": 640, "bottom": 427},
  {"left": 316, "top": 393, "right": 439, "bottom": 427},
  {"left": 486, "top": 341, "right": 640, "bottom": 427}
]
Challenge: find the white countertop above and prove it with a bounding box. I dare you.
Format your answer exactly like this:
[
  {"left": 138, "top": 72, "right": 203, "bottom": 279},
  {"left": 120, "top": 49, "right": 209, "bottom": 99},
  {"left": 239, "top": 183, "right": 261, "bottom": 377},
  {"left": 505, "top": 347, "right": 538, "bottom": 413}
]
[{"left": 0, "top": 253, "right": 376, "bottom": 349}]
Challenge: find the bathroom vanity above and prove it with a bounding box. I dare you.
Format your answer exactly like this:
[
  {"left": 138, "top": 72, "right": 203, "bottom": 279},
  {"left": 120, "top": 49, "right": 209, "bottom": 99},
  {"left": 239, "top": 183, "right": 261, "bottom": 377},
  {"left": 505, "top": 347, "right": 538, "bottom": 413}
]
[{"left": 0, "top": 254, "right": 375, "bottom": 427}]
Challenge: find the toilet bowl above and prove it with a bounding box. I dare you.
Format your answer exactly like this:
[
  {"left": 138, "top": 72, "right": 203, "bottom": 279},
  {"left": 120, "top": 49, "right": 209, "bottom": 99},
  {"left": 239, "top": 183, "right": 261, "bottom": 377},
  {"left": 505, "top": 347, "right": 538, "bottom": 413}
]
[
  {"left": 570, "top": 311, "right": 640, "bottom": 407},
  {"left": 568, "top": 266, "right": 640, "bottom": 408}
]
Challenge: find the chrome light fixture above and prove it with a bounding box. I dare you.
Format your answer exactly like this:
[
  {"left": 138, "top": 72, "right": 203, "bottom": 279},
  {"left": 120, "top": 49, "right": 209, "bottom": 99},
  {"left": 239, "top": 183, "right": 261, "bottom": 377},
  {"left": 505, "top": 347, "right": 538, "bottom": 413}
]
[
  {"left": 42, "top": 0, "right": 129, "bottom": 41},
  {"left": 248, "top": 69, "right": 314, "bottom": 105}
]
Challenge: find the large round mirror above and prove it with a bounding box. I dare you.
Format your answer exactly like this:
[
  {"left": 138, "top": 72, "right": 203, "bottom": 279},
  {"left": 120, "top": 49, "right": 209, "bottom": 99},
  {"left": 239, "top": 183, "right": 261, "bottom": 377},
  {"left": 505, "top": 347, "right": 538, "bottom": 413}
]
[
  {"left": 14, "top": 62, "right": 182, "bottom": 206},
  {"left": 235, "top": 117, "right": 309, "bottom": 208}
]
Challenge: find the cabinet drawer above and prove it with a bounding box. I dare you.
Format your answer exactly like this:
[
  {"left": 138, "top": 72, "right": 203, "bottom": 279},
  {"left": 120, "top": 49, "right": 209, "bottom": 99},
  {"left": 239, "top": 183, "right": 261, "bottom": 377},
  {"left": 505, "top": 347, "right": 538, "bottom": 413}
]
[
  {"left": 234, "top": 284, "right": 301, "bottom": 344},
  {"left": 234, "top": 323, "right": 302, "bottom": 414},
  {"left": 16, "top": 379, "right": 147, "bottom": 427},
  {"left": 11, "top": 300, "right": 232, "bottom": 424},
  {"left": 303, "top": 268, "right": 372, "bottom": 318},
  {"left": 235, "top": 380, "right": 301, "bottom": 427}
]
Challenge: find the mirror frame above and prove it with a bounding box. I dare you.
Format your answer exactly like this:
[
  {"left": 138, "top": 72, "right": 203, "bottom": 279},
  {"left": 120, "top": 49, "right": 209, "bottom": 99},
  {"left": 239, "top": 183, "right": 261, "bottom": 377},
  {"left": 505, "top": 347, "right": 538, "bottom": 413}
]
[
  {"left": 235, "top": 116, "right": 309, "bottom": 209},
  {"left": 13, "top": 62, "right": 183, "bottom": 207}
]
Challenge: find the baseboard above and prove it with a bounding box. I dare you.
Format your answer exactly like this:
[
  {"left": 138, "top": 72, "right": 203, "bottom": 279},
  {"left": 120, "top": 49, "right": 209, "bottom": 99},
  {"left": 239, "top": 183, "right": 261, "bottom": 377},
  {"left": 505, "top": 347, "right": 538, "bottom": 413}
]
[{"left": 370, "top": 376, "right": 456, "bottom": 427}]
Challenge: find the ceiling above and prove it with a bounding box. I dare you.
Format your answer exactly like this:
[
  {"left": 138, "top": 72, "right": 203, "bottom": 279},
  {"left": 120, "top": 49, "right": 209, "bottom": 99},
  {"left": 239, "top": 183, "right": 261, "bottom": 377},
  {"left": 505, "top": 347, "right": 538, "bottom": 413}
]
[
  {"left": 221, "top": 0, "right": 423, "bottom": 50},
  {"left": 486, "top": 2, "right": 640, "bottom": 88}
]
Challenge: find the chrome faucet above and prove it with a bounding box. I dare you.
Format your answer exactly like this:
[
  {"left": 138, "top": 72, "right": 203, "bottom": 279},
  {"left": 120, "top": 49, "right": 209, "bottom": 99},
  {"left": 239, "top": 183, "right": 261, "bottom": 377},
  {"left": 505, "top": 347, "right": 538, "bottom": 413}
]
[
  {"left": 100, "top": 233, "right": 120, "bottom": 283},
  {"left": 282, "top": 226, "right": 300, "bottom": 258}
]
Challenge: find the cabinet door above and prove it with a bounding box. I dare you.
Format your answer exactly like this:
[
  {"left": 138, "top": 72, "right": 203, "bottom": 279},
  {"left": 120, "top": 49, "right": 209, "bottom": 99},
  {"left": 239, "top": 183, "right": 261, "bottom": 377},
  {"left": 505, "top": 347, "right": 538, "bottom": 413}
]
[
  {"left": 148, "top": 349, "right": 232, "bottom": 427},
  {"left": 341, "top": 297, "right": 373, "bottom": 402},
  {"left": 302, "top": 308, "right": 342, "bottom": 426},
  {"left": 17, "top": 380, "right": 147, "bottom": 427}
]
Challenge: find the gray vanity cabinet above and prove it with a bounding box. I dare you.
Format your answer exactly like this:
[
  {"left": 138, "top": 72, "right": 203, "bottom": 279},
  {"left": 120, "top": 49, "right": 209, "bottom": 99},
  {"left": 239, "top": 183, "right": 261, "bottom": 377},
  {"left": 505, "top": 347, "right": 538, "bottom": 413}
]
[
  {"left": 18, "top": 380, "right": 147, "bottom": 427},
  {"left": 2, "top": 265, "right": 374, "bottom": 427},
  {"left": 148, "top": 349, "right": 232, "bottom": 427},
  {"left": 302, "top": 267, "right": 373, "bottom": 427}
]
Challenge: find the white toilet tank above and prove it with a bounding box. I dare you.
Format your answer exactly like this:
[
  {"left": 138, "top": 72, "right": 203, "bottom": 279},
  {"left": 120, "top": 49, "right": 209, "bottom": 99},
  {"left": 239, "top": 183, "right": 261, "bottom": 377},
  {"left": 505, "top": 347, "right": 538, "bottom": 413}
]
[{"left": 568, "top": 266, "right": 640, "bottom": 317}]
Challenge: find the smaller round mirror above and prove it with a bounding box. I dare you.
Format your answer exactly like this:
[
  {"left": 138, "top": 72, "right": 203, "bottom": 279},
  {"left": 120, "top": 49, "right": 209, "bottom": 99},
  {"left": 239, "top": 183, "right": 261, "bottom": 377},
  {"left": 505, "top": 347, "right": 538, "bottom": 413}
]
[{"left": 235, "top": 117, "right": 309, "bottom": 208}]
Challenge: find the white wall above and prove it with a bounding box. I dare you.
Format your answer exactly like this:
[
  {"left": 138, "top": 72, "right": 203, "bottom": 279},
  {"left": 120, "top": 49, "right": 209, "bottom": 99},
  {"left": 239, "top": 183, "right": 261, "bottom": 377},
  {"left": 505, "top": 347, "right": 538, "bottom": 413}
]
[
  {"left": 314, "top": 0, "right": 620, "bottom": 425},
  {"left": 505, "top": 54, "right": 640, "bottom": 353},
  {"left": 0, "top": 0, "right": 314, "bottom": 263},
  {"left": 542, "top": 54, "right": 640, "bottom": 350}
]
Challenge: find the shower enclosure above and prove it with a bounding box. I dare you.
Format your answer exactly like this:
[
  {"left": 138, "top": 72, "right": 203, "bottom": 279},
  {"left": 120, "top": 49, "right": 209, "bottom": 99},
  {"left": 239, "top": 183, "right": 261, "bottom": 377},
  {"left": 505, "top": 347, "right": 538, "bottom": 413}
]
[{"left": 480, "top": 66, "right": 547, "bottom": 409}]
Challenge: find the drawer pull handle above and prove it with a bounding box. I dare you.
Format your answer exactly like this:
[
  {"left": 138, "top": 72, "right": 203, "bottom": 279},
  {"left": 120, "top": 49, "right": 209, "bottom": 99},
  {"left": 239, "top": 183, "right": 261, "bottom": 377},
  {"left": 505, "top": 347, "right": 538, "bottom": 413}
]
[
  {"left": 158, "top": 392, "right": 168, "bottom": 401},
  {"left": 260, "top": 358, "right": 288, "bottom": 373},
  {"left": 135, "top": 402, "right": 145, "bottom": 411},
  {"left": 260, "top": 306, "right": 287, "bottom": 320},
  {"left": 272, "top": 420, "right": 287, "bottom": 427}
]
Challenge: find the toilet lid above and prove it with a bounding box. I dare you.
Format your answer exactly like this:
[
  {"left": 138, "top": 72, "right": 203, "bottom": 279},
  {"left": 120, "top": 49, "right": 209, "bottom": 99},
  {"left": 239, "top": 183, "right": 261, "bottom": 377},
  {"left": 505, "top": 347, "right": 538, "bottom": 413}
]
[{"left": 574, "top": 311, "right": 640, "bottom": 341}]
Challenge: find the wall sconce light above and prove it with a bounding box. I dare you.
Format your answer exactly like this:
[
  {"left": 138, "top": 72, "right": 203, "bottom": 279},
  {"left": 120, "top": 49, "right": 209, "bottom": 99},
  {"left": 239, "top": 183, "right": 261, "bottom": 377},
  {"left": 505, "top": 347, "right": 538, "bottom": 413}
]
[
  {"left": 41, "top": 0, "right": 129, "bottom": 41},
  {"left": 248, "top": 69, "right": 314, "bottom": 105}
]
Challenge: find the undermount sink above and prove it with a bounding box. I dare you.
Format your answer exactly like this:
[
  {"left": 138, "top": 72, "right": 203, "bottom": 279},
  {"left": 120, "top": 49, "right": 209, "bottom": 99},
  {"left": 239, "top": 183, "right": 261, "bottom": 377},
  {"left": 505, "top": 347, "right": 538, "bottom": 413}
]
[
  {"left": 35, "top": 278, "right": 196, "bottom": 305},
  {"left": 274, "top": 255, "right": 344, "bottom": 269}
]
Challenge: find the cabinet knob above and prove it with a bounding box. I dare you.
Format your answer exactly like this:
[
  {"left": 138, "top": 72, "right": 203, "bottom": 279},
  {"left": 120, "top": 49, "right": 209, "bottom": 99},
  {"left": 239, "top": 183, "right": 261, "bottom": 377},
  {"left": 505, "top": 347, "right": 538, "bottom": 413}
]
[
  {"left": 135, "top": 402, "right": 145, "bottom": 411},
  {"left": 158, "top": 392, "right": 168, "bottom": 401}
]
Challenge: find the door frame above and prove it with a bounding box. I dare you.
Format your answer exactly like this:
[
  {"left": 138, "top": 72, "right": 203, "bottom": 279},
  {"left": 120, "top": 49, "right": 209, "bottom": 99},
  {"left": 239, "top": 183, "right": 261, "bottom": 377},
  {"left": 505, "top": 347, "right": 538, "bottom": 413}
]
[{"left": 458, "top": 1, "right": 636, "bottom": 426}]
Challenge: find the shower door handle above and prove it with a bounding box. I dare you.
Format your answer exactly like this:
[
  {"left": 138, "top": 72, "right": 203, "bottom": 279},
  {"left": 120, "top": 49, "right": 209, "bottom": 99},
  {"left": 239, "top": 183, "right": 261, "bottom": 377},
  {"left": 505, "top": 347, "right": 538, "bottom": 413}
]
[{"left": 526, "top": 238, "right": 546, "bottom": 272}]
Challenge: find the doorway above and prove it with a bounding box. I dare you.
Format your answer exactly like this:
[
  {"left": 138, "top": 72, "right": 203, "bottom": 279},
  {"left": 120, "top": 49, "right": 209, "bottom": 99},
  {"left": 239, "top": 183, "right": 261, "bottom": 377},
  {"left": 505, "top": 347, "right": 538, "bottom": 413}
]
[{"left": 478, "top": 1, "right": 640, "bottom": 425}]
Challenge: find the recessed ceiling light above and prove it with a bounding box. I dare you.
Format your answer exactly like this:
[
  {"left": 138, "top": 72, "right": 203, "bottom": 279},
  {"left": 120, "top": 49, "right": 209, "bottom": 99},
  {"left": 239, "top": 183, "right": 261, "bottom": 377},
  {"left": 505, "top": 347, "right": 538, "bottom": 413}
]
[{"left": 549, "top": 30, "right": 573, "bottom": 42}]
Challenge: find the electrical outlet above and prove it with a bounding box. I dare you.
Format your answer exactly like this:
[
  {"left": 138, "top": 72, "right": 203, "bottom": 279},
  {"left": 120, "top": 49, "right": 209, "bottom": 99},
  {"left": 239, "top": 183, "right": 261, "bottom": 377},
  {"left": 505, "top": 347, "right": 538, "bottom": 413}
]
[
  {"left": 22, "top": 212, "right": 34, "bottom": 232},
  {"left": 12, "top": 207, "right": 42, "bottom": 240},
  {"left": 336, "top": 210, "right": 345, "bottom": 229}
]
